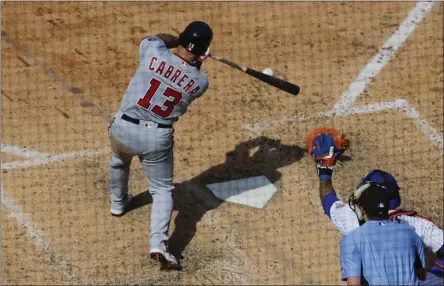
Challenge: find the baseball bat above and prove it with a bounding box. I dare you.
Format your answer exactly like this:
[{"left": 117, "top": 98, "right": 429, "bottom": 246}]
[{"left": 210, "top": 55, "right": 300, "bottom": 96}]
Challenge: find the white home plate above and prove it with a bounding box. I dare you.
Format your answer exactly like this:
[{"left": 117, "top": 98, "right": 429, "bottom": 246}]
[{"left": 206, "top": 175, "right": 277, "bottom": 209}]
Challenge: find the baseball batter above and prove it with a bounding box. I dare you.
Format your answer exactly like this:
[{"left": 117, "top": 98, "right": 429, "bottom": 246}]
[
  {"left": 306, "top": 128, "right": 444, "bottom": 284},
  {"left": 108, "top": 21, "right": 213, "bottom": 270}
]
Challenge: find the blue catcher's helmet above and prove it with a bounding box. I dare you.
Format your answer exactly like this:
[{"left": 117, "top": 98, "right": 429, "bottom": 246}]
[{"left": 358, "top": 169, "right": 401, "bottom": 210}]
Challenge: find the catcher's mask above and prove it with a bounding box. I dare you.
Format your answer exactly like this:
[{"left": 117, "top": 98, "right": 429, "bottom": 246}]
[{"left": 349, "top": 182, "right": 391, "bottom": 224}]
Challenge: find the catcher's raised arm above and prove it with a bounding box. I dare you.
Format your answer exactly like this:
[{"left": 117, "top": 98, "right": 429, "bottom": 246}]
[
  {"left": 306, "top": 128, "right": 351, "bottom": 222},
  {"left": 306, "top": 127, "right": 444, "bottom": 282}
]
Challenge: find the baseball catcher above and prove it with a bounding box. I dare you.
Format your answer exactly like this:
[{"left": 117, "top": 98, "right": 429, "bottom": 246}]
[{"left": 306, "top": 127, "right": 444, "bottom": 284}]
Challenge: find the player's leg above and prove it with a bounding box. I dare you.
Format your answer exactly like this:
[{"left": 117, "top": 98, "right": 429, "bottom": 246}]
[
  {"left": 143, "top": 153, "right": 173, "bottom": 250},
  {"left": 109, "top": 151, "right": 133, "bottom": 215},
  {"left": 108, "top": 116, "right": 136, "bottom": 215},
  {"left": 140, "top": 127, "right": 179, "bottom": 268},
  {"left": 142, "top": 140, "right": 174, "bottom": 251},
  {"left": 419, "top": 272, "right": 443, "bottom": 285}
]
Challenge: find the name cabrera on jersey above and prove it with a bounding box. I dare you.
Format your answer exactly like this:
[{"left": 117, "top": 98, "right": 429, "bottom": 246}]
[{"left": 119, "top": 36, "right": 209, "bottom": 125}]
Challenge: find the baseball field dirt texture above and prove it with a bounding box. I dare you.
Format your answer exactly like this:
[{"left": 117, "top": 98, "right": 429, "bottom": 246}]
[{"left": 1, "top": 2, "right": 443, "bottom": 285}]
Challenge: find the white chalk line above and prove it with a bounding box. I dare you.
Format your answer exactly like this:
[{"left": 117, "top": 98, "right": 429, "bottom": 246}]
[
  {"left": 1, "top": 144, "right": 51, "bottom": 158},
  {"left": 1, "top": 184, "right": 85, "bottom": 284},
  {"left": 1, "top": 31, "right": 113, "bottom": 279},
  {"left": 335, "top": 99, "right": 407, "bottom": 116},
  {"left": 0, "top": 147, "right": 107, "bottom": 282},
  {"left": 1, "top": 149, "right": 107, "bottom": 171},
  {"left": 243, "top": 112, "right": 328, "bottom": 134},
  {"left": 330, "top": 1, "right": 436, "bottom": 113},
  {"left": 0, "top": 147, "right": 107, "bottom": 284},
  {"left": 339, "top": 99, "right": 443, "bottom": 152},
  {"left": 242, "top": 2, "right": 442, "bottom": 153}
]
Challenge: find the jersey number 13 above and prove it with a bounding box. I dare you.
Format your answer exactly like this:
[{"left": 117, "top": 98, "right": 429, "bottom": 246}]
[{"left": 137, "top": 78, "right": 182, "bottom": 118}]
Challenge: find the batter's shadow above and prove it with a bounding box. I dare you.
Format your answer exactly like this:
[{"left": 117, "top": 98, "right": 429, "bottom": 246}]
[{"left": 168, "top": 136, "right": 305, "bottom": 259}]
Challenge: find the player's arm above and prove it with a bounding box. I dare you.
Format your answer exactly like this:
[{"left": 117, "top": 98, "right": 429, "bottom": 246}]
[
  {"left": 430, "top": 245, "right": 444, "bottom": 278},
  {"left": 405, "top": 215, "right": 444, "bottom": 277},
  {"left": 319, "top": 176, "right": 338, "bottom": 217},
  {"left": 421, "top": 220, "right": 444, "bottom": 278},
  {"left": 415, "top": 262, "right": 427, "bottom": 280},
  {"left": 414, "top": 234, "right": 427, "bottom": 281},
  {"left": 346, "top": 277, "right": 361, "bottom": 286},
  {"left": 416, "top": 268, "right": 427, "bottom": 281},
  {"left": 306, "top": 128, "right": 350, "bottom": 219},
  {"left": 139, "top": 34, "right": 180, "bottom": 62},
  {"left": 155, "top": 34, "right": 180, "bottom": 49},
  {"left": 340, "top": 234, "right": 362, "bottom": 285}
]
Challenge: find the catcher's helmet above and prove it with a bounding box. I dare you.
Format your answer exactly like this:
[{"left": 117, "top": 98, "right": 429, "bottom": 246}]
[
  {"left": 357, "top": 184, "right": 390, "bottom": 216},
  {"left": 357, "top": 169, "right": 401, "bottom": 210},
  {"left": 349, "top": 170, "right": 401, "bottom": 223},
  {"left": 179, "top": 21, "right": 213, "bottom": 57}
]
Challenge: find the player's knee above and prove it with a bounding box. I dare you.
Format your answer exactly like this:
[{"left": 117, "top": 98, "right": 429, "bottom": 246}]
[
  {"left": 149, "top": 182, "right": 174, "bottom": 196},
  {"left": 110, "top": 156, "right": 131, "bottom": 168}
]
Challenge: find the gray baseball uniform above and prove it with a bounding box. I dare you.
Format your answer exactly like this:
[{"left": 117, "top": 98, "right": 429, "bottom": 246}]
[{"left": 108, "top": 36, "right": 209, "bottom": 252}]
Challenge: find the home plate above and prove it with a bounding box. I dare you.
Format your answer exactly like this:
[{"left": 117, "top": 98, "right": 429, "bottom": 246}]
[{"left": 206, "top": 175, "right": 277, "bottom": 209}]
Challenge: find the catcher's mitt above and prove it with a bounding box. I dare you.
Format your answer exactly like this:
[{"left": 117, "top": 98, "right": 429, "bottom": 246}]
[{"left": 306, "top": 128, "right": 350, "bottom": 168}]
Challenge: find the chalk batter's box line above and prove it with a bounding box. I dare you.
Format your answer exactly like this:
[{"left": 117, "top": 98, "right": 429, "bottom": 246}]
[{"left": 243, "top": 2, "right": 442, "bottom": 153}]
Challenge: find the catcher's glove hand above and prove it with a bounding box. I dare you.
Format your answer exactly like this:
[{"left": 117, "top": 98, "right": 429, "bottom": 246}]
[{"left": 306, "top": 128, "right": 350, "bottom": 169}]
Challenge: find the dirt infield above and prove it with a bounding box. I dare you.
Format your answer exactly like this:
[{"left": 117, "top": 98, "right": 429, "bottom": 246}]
[{"left": 1, "top": 2, "right": 443, "bottom": 285}]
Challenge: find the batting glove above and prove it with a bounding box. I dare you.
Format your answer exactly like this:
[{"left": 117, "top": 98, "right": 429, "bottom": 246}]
[{"left": 197, "top": 48, "right": 210, "bottom": 64}]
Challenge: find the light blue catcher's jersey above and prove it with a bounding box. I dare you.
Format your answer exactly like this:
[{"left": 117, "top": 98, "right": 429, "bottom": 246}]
[{"left": 340, "top": 220, "right": 425, "bottom": 285}]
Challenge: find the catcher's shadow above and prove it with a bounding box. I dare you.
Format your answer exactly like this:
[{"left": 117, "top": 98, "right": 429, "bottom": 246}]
[{"left": 167, "top": 136, "right": 305, "bottom": 259}]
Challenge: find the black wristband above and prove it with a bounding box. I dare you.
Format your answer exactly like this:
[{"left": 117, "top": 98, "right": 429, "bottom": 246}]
[{"left": 317, "top": 167, "right": 333, "bottom": 177}]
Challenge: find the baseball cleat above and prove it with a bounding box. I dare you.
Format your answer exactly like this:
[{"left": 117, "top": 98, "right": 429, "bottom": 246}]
[
  {"left": 150, "top": 248, "right": 182, "bottom": 270},
  {"left": 111, "top": 193, "right": 134, "bottom": 216}
]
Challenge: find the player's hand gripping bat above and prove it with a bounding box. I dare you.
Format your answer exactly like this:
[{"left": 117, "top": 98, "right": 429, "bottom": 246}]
[{"left": 210, "top": 55, "right": 300, "bottom": 96}]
